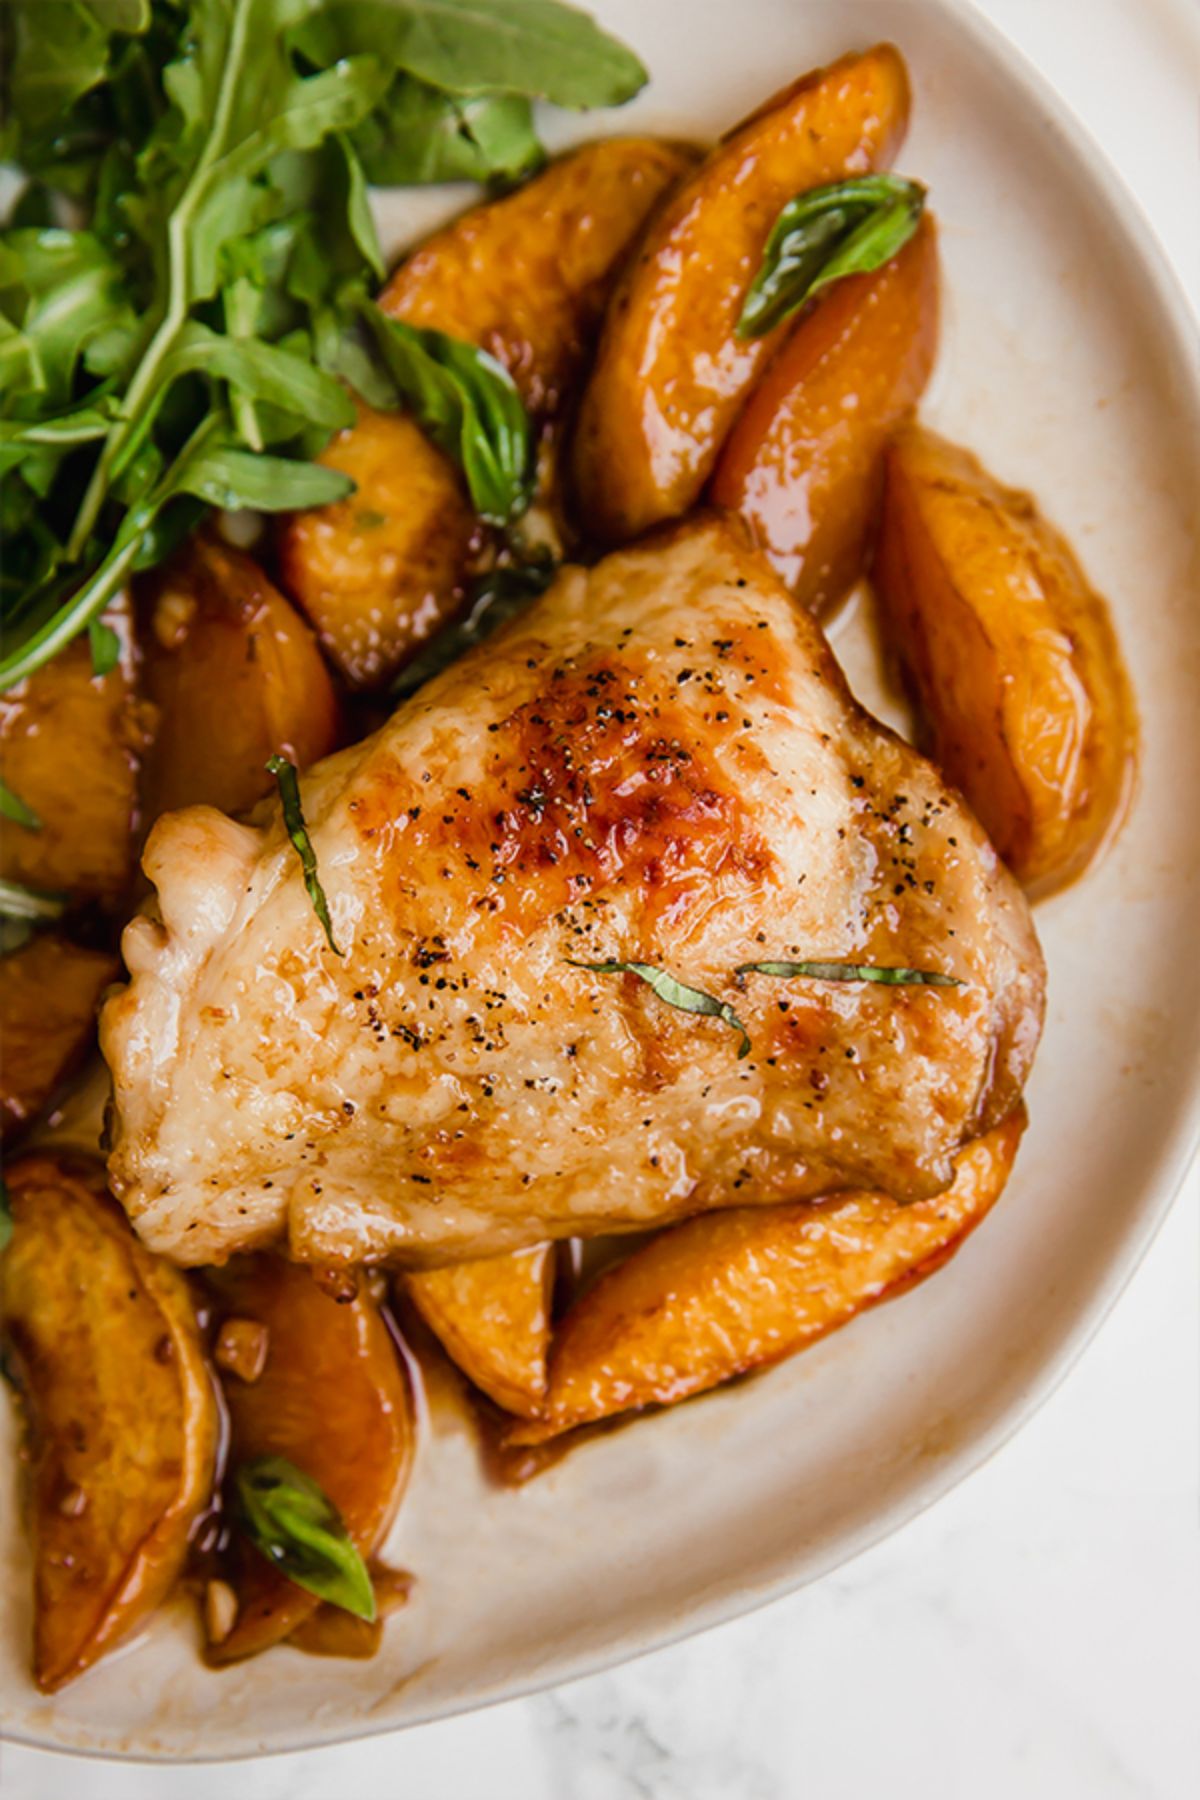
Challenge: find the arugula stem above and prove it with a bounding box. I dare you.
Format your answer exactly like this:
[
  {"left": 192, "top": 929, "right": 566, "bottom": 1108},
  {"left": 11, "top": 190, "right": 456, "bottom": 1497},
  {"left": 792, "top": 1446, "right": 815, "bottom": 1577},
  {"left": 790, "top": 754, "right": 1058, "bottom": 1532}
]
[
  {"left": 65, "top": 0, "right": 256, "bottom": 559},
  {"left": 0, "top": 536, "right": 140, "bottom": 687},
  {"left": 1, "top": 414, "right": 223, "bottom": 688}
]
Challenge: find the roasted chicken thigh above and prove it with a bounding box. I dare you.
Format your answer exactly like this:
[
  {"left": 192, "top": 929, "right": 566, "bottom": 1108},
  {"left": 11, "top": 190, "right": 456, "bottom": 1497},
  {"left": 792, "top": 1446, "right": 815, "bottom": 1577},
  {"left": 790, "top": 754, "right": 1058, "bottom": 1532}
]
[{"left": 102, "top": 518, "right": 1044, "bottom": 1268}]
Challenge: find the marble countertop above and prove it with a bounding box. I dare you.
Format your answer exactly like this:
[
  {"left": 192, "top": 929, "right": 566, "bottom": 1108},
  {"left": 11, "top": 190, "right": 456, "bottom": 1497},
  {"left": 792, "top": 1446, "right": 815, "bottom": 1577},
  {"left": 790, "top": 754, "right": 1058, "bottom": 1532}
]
[{"left": 2, "top": 1, "right": 1197, "bottom": 1794}]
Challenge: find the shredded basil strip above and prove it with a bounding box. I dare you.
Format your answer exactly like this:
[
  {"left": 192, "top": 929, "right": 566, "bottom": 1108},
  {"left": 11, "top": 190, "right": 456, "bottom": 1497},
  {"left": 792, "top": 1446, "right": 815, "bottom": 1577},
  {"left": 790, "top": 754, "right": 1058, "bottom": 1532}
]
[
  {"left": 266, "top": 754, "right": 342, "bottom": 958},
  {"left": 0, "top": 877, "right": 67, "bottom": 923},
  {"left": 232, "top": 1455, "right": 374, "bottom": 1621},
  {"left": 0, "top": 1175, "right": 12, "bottom": 1255},
  {"left": 737, "top": 960, "right": 961, "bottom": 988},
  {"left": 0, "top": 779, "right": 42, "bottom": 832},
  {"left": 737, "top": 174, "right": 926, "bottom": 340},
  {"left": 568, "top": 959, "right": 752, "bottom": 1059}
]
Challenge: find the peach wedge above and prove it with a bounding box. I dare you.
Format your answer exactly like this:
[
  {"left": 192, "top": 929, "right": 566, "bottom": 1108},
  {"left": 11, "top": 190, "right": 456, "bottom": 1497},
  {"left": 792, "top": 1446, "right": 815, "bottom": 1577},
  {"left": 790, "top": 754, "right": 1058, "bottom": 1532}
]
[
  {"left": 508, "top": 1115, "right": 1023, "bottom": 1445},
  {"left": 570, "top": 45, "right": 912, "bottom": 544}
]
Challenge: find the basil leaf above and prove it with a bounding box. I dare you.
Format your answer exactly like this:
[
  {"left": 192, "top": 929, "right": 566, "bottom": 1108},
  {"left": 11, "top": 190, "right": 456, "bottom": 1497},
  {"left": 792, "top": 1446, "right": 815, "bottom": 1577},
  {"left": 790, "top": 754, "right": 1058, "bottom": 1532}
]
[
  {"left": 737, "top": 175, "right": 926, "bottom": 340},
  {"left": 294, "top": 0, "right": 648, "bottom": 109},
  {"left": 568, "top": 959, "right": 751, "bottom": 1059},
  {"left": 0, "top": 878, "right": 67, "bottom": 923},
  {"left": 364, "top": 304, "right": 534, "bottom": 525},
  {"left": 0, "top": 1175, "right": 12, "bottom": 1255},
  {"left": 392, "top": 557, "right": 556, "bottom": 698},
  {"left": 266, "top": 754, "right": 343, "bottom": 957},
  {"left": 736, "top": 960, "right": 961, "bottom": 988},
  {"left": 353, "top": 76, "right": 543, "bottom": 187},
  {"left": 0, "top": 780, "right": 41, "bottom": 832},
  {"left": 87, "top": 616, "right": 122, "bottom": 676},
  {"left": 232, "top": 1455, "right": 374, "bottom": 1621}
]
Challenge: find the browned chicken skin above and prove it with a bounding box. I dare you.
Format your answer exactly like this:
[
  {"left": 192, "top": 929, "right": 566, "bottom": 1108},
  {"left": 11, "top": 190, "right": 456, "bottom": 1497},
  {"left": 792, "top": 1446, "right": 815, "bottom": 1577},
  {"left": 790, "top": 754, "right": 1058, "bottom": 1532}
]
[{"left": 102, "top": 518, "right": 1044, "bottom": 1269}]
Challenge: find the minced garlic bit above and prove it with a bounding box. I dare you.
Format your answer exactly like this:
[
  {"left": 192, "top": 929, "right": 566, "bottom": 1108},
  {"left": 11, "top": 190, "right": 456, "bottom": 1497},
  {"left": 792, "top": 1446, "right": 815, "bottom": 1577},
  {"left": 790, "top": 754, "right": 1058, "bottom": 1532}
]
[
  {"left": 214, "top": 1317, "right": 270, "bottom": 1384},
  {"left": 205, "top": 1579, "right": 238, "bottom": 1646}
]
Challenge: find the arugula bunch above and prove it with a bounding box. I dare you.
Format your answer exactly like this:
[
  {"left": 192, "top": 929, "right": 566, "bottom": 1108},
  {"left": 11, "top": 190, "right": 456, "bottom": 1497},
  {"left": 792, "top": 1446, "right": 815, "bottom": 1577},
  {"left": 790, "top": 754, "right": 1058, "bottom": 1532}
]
[{"left": 0, "top": 0, "right": 646, "bottom": 690}]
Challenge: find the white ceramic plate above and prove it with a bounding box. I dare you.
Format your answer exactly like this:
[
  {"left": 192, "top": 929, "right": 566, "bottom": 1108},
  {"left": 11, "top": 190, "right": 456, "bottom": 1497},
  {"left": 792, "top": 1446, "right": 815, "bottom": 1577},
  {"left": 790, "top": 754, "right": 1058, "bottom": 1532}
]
[{"left": 3, "top": 0, "right": 1198, "bottom": 1761}]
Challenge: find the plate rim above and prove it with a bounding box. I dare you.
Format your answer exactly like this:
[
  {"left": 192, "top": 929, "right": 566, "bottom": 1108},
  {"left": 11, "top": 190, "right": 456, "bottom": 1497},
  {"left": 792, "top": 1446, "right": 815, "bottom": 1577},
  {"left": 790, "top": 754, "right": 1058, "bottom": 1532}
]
[{"left": 4, "top": 0, "right": 1199, "bottom": 1762}]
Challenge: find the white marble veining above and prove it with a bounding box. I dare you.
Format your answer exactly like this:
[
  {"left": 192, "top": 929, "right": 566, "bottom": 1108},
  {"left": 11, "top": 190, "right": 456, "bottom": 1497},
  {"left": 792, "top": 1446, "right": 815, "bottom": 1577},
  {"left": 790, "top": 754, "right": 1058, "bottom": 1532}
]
[{"left": 2, "top": 1, "right": 1197, "bottom": 1794}]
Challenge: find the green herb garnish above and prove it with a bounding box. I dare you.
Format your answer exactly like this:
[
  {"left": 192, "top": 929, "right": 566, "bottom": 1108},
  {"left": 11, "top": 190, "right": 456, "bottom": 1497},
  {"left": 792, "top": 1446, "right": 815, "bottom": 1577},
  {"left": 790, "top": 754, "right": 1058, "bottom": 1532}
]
[
  {"left": 0, "top": 780, "right": 42, "bottom": 832},
  {"left": 291, "top": 1, "right": 648, "bottom": 113},
  {"left": 266, "top": 754, "right": 342, "bottom": 957},
  {"left": 0, "top": 1175, "right": 12, "bottom": 1255},
  {"left": 737, "top": 174, "right": 926, "bottom": 340},
  {"left": 0, "top": 0, "right": 646, "bottom": 689},
  {"left": 350, "top": 82, "right": 545, "bottom": 189},
  {"left": 363, "top": 307, "right": 535, "bottom": 526},
  {"left": 232, "top": 1455, "right": 374, "bottom": 1620},
  {"left": 392, "top": 556, "right": 557, "bottom": 699},
  {"left": 568, "top": 960, "right": 751, "bottom": 1059},
  {"left": 736, "top": 960, "right": 961, "bottom": 988},
  {"left": 0, "top": 877, "right": 67, "bottom": 923},
  {"left": 87, "top": 617, "right": 121, "bottom": 677}
]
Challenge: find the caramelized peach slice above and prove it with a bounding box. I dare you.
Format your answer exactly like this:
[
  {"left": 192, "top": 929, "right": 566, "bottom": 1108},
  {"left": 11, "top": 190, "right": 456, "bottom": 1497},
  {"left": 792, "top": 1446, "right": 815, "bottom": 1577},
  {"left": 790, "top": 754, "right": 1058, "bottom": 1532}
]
[
  {"left": 276, "top": 404, "right": 484, "bottom": 692},
  {"left": 381, "top": 137, "right": 694, "bottom": 419},
  {"left": 278, "top": 138, "right": 691, "bottom": 688},
  {"left": 0, "top": 593, "right": 142, "bottom": 906},
  {"left": 710, "top": 213, "right": 939, "bottom": 613},
  {"left": 507, "top": 1116, "right": 1023, "bottom": 1445},
  {"left": 873, "top": 426, "right": 1137, "bottom": 892},
  {"left": 203, "top": 1257, "right": 413, "bottom": 1663},
  {"left": 570, "top": 45, "right": 911, "bottom": 544},
  {"left": 0, "top": 1155, "right": 217, "bottom": 1692},
  {"left": 138, "top": 533, "right": 340, "bottom": 822},
  {"left": 405, "top": 1244, "right": 555, "bottom": 1417},
  {"left": 0, "top": 934, "right": 117, "bottom": 1142}
]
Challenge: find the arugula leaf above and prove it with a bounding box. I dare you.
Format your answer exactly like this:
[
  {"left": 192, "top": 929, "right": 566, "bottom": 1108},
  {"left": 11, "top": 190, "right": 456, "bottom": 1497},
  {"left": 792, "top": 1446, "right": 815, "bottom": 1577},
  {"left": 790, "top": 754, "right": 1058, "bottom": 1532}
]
[
  {"left": 294, "top": 0, "right": 647, "bottom": 108},
  {"left": 737, "top": 175, "right": 926, "bottom": 340},
  {"left": 266, "top": 753, "right": 343, "bottom": 955},
  {"left": 351, "top": 76, "right": 542, "bottom": 187},
  {"left": 88, "top": 617, "right": 122, "bottom": 676},
  {"left": 2, "top": 1, "right": 117, "bottom": 139},
  {"left": 0, "top": 398, "right": 119, "bottom": 452},
  {"left": 736, "top": 960, "right": 961, "bottom": 988},
  {"left": 107, "top": 319, "right": 357, "bottom": 476},
  {"left": 338, "top": 133, "right": 386, "bottom": 278},
  {"left": 0, "top": 0, "right": 648, "bottom": 692},
  {"left": 568, "top": 960, "right": 751, "bottom": 1059},
  {"left": 0, "top": 878, "right": 68, "bottom": 923},
  {"left": 0, "top": 780, "right": 41, "bottom": 831},
  {"left": 174, "top": 442, "right": 354, "bottom": 511},
  {"left": 364, "top": 305, "right": 534, "bottom": 524},
  {"left": 63, "top": 6, "right": 388, "bottom": 558},
  {"left": 392, "top": 556, "right": 556, "bottom": 697},
  {"left": 84, "top": 1, "right": 153, "bottom": 30},
  {"left": 0, "top": 228, "right": 139, "bottom": 406},
  {"left": 232, "top": 1455, "right": 375, "bottom": 1620}
]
